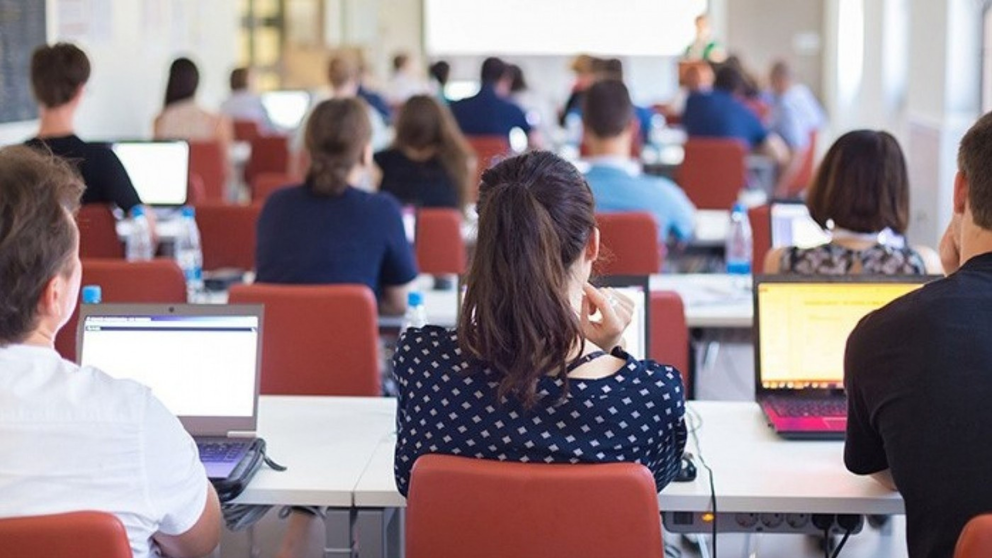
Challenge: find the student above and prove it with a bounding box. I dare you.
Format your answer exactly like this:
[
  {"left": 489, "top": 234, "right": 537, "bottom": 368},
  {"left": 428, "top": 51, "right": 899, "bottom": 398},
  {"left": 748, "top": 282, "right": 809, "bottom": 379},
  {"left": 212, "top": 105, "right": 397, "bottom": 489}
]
[
  {"left": 766, "top": 60, "right": 825, "bottom": 196},
  {"left": 449, "top": 57, "right": 538, "bottom": 147},
  {"left": 428, "top": 60, "right": 450, "bottom": 103},
  {"left": 763, "top": 130, "right": 941, "bottom": 275},
  {"left": 25, "top": 43, "right": 143, "bottom": 215},
  {"left": 393, "top": 151, "right": 687, "bottom": 496},
  {"left": 0, "top": 146, "right": 220, "bottom": 558},
  {"left": 219, "top": 66, "right": 274, "bottom": 133},
  {"left": 256, "top": 98, "right": 417, "bottom": 316},
  {"left": 844, "top": 112, "right": 992, "bottom": 558},
  {"left": 581, "top": 80, "right": 695, "bottom": 243},
  {"left": 682, "top": 65, "right": 787, "bottom": 160},
  {"left": 374, "top": 95, "right": 471, "bottom": 209},
  {"left": 384, "top": 52, "right": 427, "bottom": 107},
  {"left": 154, "top": 57, "right": 233, "bottom": 146}
]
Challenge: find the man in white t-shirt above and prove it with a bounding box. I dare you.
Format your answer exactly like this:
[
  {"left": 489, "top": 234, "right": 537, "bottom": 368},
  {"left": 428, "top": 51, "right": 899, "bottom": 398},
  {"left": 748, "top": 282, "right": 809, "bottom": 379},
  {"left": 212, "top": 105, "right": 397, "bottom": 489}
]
[{"left": 0, "top": 146, "right": 221, "bottom": 558}]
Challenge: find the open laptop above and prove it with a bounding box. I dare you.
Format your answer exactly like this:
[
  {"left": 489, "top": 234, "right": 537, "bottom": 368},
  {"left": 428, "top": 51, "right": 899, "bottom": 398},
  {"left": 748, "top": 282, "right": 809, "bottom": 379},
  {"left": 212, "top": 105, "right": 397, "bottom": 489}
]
[
  {"left": 261, "top": 90, "right": 311, "bottom": 131},
  {"left": 753, "top": 276, "right": 929, "bottom": 439},
  {"left": 111, "top": 140, "right": 190, "bottom": 207},
  {"left": 77, "top": 304, "right": 264, "bottom": 479},
  {"left": 769, "top": 201, "right": 832, "bottom": 249}
]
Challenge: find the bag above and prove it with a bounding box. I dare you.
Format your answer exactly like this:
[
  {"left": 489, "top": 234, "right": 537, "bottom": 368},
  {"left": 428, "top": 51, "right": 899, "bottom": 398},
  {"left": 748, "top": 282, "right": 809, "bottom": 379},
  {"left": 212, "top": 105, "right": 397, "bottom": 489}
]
[{"left": 211, "top": 438, "right": 267, "bottom": 502}]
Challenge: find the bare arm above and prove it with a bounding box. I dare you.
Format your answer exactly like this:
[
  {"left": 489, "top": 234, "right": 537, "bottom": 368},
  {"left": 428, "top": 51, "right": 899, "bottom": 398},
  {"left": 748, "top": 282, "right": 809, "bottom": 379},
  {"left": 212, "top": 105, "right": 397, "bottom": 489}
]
[
  {"left": 380, "top": 283, "right": 412, "bottom": 317},
  {"left": 153, "top": 484, "right": 222, "bottom": 558},
  {"left": 763, "top": 247, "right": 784, "bottom": 274},
  {"left": 870, "top": 469, "right": 898, "bottom": 491}
]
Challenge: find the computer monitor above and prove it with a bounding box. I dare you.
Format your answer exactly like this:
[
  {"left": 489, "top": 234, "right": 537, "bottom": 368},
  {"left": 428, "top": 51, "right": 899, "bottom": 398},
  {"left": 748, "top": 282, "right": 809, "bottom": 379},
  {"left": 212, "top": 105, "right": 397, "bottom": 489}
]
[
  {"left": 77, "top": 304, "right": 263, "bottom": 435},
  {"left": 111, "top": 141, "right": 190, "bottom": 206},
  {"left": 770, "top": 202, "right": 832, "bottom": 249},
  {"left": 261, "top": 90, "right": 311, "bottom": 130},
  {"left": 754, "top": 277, "right": 928, "bottom": 391}
]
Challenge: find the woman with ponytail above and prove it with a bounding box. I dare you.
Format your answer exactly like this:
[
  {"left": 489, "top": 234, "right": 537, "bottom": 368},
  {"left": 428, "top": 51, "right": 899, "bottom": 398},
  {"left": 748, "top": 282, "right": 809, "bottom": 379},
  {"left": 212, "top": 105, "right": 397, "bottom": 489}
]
[
  {"left": 393, "top": 151, "right": 686, "bottom": 496},
  {"left": 255, "top": 98, "right": 418, "bottom": 315}
]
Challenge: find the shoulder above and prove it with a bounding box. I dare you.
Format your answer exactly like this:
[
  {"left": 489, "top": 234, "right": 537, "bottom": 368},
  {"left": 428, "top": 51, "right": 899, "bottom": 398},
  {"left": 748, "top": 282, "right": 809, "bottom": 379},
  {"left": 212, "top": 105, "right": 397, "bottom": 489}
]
[
  {"left": 263, "top": 184, "right": 307, "bottom": 206},
  {"left": 72, "top": 364, "right": 154, "bottom": 418},
  {"left": 394, "top": 326, "right": 462, "bottom": 376}
]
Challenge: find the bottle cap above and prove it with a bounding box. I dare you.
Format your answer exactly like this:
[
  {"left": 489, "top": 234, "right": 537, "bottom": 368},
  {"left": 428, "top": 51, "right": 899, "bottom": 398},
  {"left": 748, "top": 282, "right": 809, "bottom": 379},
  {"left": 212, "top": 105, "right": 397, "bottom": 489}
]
[
  {"left": 408, "top": 291, "right": 423, "bottom": 306},
  {"left": 81, "top": 285, "right": 102, "bottom": 304},
  {"left": 131, "top": 206, "right": 145, "bottom": 217},
  {"left": 181, "top": 206, "right": 195, "bottom": 218},
  {"left": 732, "top": 202, "right": 746, "bottom": 213}
]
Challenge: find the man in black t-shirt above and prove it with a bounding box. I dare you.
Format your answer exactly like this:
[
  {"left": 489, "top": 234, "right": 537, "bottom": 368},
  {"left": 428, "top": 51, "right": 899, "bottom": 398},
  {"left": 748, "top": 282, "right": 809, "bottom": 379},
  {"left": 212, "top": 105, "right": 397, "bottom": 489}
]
[
  {"left": 25, "top": 43, "right": 143, "bottom": 214},
  {"left": 845, "top": 111, "right": 992, "bottom": 558}
]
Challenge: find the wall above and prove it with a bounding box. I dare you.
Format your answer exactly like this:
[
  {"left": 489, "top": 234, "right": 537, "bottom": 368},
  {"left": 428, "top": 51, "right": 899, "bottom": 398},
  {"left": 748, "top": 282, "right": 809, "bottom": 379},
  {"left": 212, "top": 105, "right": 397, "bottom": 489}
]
[{"left": 0, "top": 0, "right": 240, "bottom": 145}]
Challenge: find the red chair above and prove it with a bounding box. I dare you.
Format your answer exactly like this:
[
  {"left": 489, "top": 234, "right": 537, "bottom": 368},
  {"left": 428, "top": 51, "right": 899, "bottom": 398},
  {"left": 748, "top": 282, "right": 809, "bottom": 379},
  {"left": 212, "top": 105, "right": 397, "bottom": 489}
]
[
  {"left": 595, "top": 212, "right": 662, "bottom": 276},
  {"left": 650, "top": 291, "right": 690, "bottom": 393},
  {"left": 466, "top": 136, "right": 512, "bottom": 203},
  {"left": 188, "top": 141, "right": 228, "bottom": 202},
  {"left": 245, "top": 135, "right": 290, "bottom": 185},
  {"left": 76, "top": 204, "right": 123, "bottom": 259},
  {"left": 233, "top": 119, "right": 261, "bottom": 142},
  {"left": 406, "top": 454, "right": 664, "bottom": 558},
  {"left": 783, "top": 131, "right": 818, "bottom": 197},
  {"left": 193, "top": 202, "right": 262, "bottom": 272},
  {"left": 678, "top": 138, "right": 748, "bottom": 210},
  {"left": 0, "top": 511, "right": 132, "bottom": 558},
  {"left": 415, "top": 208, "right": 466, "bottom": 275},
  {"left": 251, "top": 172, "right": 298, "bottom": 203},
  {"left": 955, "top": 514, "right": 992, "bottom": 558},
  {"left": 748, "top": 204, "right": 771, "bottom": 274},
  {"left": 228, "top": 284, "right": 380, "bottom": 396},
  {"left": 54, "top": 259, "right": 187, "bottom": 362}
]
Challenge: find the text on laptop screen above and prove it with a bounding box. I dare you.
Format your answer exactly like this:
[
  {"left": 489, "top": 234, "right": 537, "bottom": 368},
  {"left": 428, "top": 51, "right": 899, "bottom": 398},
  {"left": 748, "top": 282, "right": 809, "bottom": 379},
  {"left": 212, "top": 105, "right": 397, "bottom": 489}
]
[
  {"left": 111, "top": 141, "right": 190, "bottom": 206},
  {"left": 261, "top": 91, "right": 311, "bottom": 130},
  {"left": 79, "top": 314, "right": 259, "bottom": 418},
  {"left": 770, "top": 203, "right": 832, "bottom": 249},
  {"left": 757, "top": 282, "right": 922, "bottom": 389}
]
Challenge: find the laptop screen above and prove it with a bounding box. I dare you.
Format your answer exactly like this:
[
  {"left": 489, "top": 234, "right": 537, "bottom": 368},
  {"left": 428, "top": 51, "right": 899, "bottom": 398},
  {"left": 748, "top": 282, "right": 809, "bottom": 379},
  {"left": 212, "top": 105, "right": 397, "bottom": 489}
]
[
  {"left": 77, "top": 305, "right": 262, "bottom": 433},
  {"left": 770, "top": 202, "right": 832, "bottom": 249},
  {"left": 756, "top": 279, "right": 925, "bottom": 390},
  {"left": 111, "top": 141, "right": 190, "bottom": 206},
  {"left": 261, "top": 90, "right": 311, "bottom": 130}
]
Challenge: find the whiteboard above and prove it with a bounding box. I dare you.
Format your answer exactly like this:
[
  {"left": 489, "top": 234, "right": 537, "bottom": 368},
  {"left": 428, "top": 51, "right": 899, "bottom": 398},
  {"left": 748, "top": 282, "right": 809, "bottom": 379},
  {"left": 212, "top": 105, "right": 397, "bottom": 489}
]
[{"left": 424, "top": 0, "right": 708, "bottom": 57}]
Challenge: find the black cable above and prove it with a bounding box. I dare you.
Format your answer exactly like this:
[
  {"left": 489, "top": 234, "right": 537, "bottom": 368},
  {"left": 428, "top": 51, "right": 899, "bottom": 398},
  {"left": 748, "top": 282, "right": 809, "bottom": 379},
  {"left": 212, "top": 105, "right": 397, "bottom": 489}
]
[
  {"left": 687, "top": 407, "right": 716, "bottom": 558},
  {"left": 830, "top": 528, "right": 853, "bottom": 558},
  {"left": 823, "top": 527, "right": 830, "bottom": 558}
]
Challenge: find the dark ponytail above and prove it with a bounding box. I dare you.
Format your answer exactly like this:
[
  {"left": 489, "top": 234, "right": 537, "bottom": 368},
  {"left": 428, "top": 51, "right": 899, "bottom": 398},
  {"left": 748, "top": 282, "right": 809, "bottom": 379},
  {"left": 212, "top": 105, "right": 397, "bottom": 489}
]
[
  {"left": 457, "top": 151, "right": 596, "bottom": 407},
  {"left": 305, "top": 98, "right": 372, "bottom": 197}
]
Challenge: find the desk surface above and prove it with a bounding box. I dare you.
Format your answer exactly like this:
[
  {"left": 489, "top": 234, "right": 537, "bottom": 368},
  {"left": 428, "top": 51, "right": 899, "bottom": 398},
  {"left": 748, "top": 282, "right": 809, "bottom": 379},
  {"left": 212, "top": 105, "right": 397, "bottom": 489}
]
[{"left": 352, "top": 400, "right": 905, "bottom": 515}]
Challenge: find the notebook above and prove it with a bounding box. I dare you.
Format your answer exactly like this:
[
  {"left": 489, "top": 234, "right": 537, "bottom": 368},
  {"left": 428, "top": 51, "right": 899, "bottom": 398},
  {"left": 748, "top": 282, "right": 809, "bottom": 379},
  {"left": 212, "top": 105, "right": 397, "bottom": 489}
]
[
  {"left": 77, "top": 304, "right": 264, "bottom": 479},
  {"left": 753, "top": 276, "right": 929, "bottom": 439},
  {"left": 111, "top": 141, "right": 190, "bottom": 207},
  {"left": 769, "top": 201, "right": 832, "bottom": 249}
]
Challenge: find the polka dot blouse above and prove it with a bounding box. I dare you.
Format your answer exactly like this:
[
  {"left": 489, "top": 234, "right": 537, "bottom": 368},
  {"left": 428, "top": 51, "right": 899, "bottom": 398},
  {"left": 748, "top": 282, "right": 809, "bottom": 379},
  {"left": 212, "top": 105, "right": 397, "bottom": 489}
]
[{"left": 393, "top": 326, "right": 688, "bottom": 497}]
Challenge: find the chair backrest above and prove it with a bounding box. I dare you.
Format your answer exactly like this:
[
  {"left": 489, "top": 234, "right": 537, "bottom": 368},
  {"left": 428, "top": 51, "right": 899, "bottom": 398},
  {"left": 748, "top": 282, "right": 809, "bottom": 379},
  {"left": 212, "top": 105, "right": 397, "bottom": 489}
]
[
  {"left": 415, "top": 208, "right": 466, "bottom": 275},
  {"left": 227, "top": 283, "right": 380, "bottom": 396},
  {"left": 193, "top": 202, "right": 262, "bottom": 272},
  {"left": 76, "top": 204, "right": 124, "bottom": 259},
  {"left": 748, "top": 204, "right": 771, "bottom": 274},
  {"left": 246, "top": 135, "right": 290, "bottom": 185},
  {"left": 54, "top": 259, "right": 187, "bottom": 363},
  {"left": 955, "top": 514, "right": 992, "bottom": 558},
  {"left": 188, "top": 140, "right": 228, "bottom": 202},
  {"left": 649, "top": 291, "right": 690, "bottom": 393},
  {"left": 678, "top": 138, "right": 748, "bottom": 210},
  {"left": 783, "top": 131, "right": 818, "bottom": 197},
  {"left": 251, "top": 172, "right": 298, "bottom": 203},
  {"left": 406, "top": 454, "right": 664, "bottom": 558},
  {"left": 465, "top": 135, "right": 511, "bottom": 203},
  {"left": 233, "top": 119, "right": 261, "bottom": 142},
  {"left": 0, "top": 511, "right": 132, "bottom": 558},
  {"left": 595, "top": 212, "right": 662, "bottom": 276}
]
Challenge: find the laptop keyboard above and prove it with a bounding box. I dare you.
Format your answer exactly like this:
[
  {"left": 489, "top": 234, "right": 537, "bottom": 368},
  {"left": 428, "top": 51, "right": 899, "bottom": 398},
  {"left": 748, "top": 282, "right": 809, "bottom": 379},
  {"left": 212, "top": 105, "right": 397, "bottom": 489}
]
[
  {"left": 768, "top": 397, "right": 847, "bottom": 418},
  {"left": 197, "top": 440, "right": 250, "bottom": 463}
]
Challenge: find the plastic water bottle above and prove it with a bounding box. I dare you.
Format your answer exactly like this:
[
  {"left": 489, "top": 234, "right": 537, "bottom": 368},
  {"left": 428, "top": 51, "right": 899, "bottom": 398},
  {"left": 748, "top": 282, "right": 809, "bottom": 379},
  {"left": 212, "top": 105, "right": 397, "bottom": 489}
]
[
  {"left": 81, "top": 285, "right": 102, "bottom": 304},
  {"left": 125, "top": 206, "right": 154, "bottom": 262},
  {"left": 401, "top": 291, "right": 428, "bottom": 332},
  {"left": 725, "top": 203, "right": 753, "bottom": 285},
  {"left": 175, "top": 206, "right": 205, "bottom": 301}
]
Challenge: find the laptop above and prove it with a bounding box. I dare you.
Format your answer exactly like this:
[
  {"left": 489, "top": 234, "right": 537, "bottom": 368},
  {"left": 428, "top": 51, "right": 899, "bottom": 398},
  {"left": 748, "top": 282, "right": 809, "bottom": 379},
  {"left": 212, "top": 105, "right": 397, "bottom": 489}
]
[
  {"left": 769, "top": 201, "right": 832, "bottom": 249},
  {"left": 753, "top": 276, "right": 929, "bottom": 439},
  {"left": 77, "top": 304, "right": 264, "bottom": 479},
  {"left": 261, "top": 90, "right": 311, "bottom": 131},
  {"left": 111, "top": 141, "right": 190, "bottom": 207}
]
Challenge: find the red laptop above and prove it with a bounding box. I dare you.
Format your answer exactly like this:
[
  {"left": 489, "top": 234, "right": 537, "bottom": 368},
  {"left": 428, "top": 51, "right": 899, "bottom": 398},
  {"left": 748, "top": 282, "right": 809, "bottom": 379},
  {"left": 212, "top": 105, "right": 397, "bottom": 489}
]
[{"left": 753, "top": 276, "right": 930, "bottom": 440}]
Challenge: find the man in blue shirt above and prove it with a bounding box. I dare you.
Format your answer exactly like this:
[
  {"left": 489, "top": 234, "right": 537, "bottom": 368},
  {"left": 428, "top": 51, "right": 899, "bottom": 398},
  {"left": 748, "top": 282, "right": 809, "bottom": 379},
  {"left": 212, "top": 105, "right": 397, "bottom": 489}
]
[
  {"left": 582, "top": 80, "right": 696, "bottom": 243},
  {"left": 450, "top": 57, "right": 538, "bottom": 147},
  {"left": 766, "top": 60, "right": 825, "bottom": 196}
]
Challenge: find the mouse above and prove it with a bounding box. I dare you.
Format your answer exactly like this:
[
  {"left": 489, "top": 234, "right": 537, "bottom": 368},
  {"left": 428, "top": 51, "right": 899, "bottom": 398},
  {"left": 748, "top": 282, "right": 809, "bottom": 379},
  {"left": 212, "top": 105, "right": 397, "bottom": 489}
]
[{"left": 674, "top": 453, "right": 697, "bottom": 483}]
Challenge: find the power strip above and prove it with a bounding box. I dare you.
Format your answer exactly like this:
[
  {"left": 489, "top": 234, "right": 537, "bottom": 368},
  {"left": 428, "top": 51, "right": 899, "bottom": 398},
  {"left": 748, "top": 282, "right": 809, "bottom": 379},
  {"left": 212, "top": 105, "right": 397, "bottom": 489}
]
[{"left": 662, "top": 512, "right": 865, "bottom": 535}]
